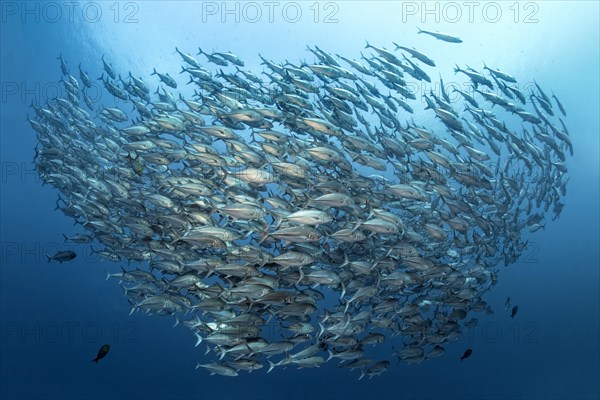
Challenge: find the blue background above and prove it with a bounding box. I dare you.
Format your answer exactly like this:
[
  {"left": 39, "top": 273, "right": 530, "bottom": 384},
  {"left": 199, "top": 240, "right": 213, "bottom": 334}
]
[{"left": 1, "top": 1, "right": 598, "bottom": 399}]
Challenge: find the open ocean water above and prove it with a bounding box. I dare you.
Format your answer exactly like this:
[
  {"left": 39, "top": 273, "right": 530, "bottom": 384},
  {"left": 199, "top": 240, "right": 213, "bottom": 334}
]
[{"left": 1, "top": 1, "right": 599, "bottom": 399}]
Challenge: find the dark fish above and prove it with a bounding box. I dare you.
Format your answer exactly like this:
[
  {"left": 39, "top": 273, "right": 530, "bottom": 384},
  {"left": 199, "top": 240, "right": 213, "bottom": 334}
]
[
  {"left": 92, "top": 344, "right": 110, "bottom": 363},
  {"left": 460, "top": 349, "right": 473, "bottom": 361},
  {"left": 510, "top": 306, "right": 519, "bottom": 318},
  {"left": 57, "top": 53, "right": 68, "bottom": 75},
  {"left": 46, "top": 250, "right": 77, "bottom": 263}
]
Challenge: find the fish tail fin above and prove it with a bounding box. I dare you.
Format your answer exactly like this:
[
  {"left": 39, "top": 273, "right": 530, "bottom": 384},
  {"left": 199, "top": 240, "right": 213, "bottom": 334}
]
[
  {"left": 62, "top": 233, "right": 69, "bottom": 243},
  {"left": 92, "top": 358, "right": 98, "bottom": 363},
  {"left": 215, "top": 282, "right": 226, "bottom": 298},
  {"left": 350, "top": 220, "right": 363, "bottom": 233},
  {"left": 417, "top": 27, "right": 424, "bottom": 34},
  {"left": 341, "top": 251, "right": 350, "bottom": 268},
  {"left": 370, "top": 256, "right": 381, "bottom": 271},
  {"left": 151, "top": 68, "right": 157, "bottom": 76},
  {"left": 169, "top": 231, "right": 182, "bottom": 245},
  {"left": 217, "top": 345, "right": 227, "bottom": 360},
  {"left": 292, "top": 267, "right": 304, "bottom": 286},
  {"left": 33, "top": 145, "right": 40, "bottom": 163},
  {"left": 364, "top": 40, "right": 370, "bottom": 49},
  {"left": 317, "top": 322, "right": 326, "bottom": 339},
  {"left": 46, "top": 254, "right": 51, "bottom": 262},
  {"left": 194, "top": 332, "right": 203, "bottom": 347},
  {"left": 257, "top": 231, "right": 269, "bottom": 245},
  {"left": 326, "top": 349, "right": 334, "bottom": 362},
  {"left": 267, "top": 360, "right": 276, "bottom": 373},
  {"left": 453, "top": 64, "right": 461, "bottom": 74},
  {"left": 197, "top": 47, "right": 203, "bottom": 55}
]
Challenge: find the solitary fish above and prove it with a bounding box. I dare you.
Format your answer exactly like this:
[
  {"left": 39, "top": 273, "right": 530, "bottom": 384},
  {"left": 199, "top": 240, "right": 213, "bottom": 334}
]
[
  {"left": 510, "top": 305, "right": 519, "bottom": 318},
  {"left": 552, "top": 92, "right": 567, "bottom": 116},
  {"left": 417, "top": 27, "right": 463, "bottom": 43},
  {"left": 504, "top": 297, "right": 511, "bottom": 310},
  {"left": 92, "top": 344, "right": 110, "bottom": 363},
  {"left": 47, "top": 250, "right": 77, "bottom": 263},
  {"left": 57, "top": 53, "right": 68, "bottom": 75},
  {"left": 460, "top": 349, "right": 472, "bottom": 361}
]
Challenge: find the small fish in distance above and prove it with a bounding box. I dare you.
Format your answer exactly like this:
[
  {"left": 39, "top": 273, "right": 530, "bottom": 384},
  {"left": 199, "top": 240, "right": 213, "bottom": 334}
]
[
  {"left": 92, "top": 344, "right": 110, "bottom": 363},
  {"left": 460, "top": 349, "right": 473, "bottom": 361}
]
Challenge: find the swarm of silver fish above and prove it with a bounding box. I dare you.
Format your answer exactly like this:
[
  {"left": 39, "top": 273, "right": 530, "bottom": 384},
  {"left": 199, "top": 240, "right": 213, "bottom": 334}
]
[{"left": 30, "top": 39, "right": 571, "bottom": 379}]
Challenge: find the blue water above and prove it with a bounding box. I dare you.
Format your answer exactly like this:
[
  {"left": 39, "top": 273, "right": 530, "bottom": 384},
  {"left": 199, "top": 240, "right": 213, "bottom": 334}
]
[{"left": 1, "top": 2, "right": 599, "bottom": 399}]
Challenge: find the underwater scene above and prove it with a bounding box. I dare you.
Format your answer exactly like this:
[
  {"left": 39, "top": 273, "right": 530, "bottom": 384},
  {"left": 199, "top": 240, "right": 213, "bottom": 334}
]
[{"left": 1, "top": 1, "right": 599, "bottom": 399}]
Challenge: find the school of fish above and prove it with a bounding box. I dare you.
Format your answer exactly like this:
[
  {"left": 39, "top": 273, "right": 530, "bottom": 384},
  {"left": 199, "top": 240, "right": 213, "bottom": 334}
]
[{"left": 30, "top": 33, "right": 571, "bottom": 379}]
